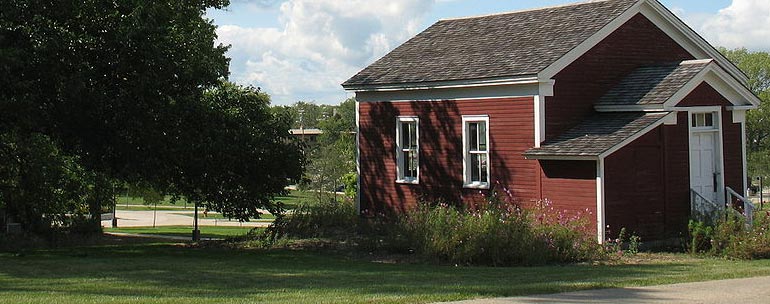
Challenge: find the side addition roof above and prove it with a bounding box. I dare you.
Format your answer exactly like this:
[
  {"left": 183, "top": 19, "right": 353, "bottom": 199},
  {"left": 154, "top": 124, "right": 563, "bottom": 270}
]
[
  {"left": 342, "top": 0, "right": 638, "bottom": 89},
  {"left": 524, "top": 112, "right": 670, "bottom": 159},
  {"left": 596, "top": 59, "right": 712, "bottom": 107}
]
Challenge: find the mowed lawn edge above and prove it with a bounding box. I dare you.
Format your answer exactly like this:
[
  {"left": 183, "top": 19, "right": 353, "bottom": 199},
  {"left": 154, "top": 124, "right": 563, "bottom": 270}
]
[{"left": 2, "top": 239, "right": 770, "bottom": 304}]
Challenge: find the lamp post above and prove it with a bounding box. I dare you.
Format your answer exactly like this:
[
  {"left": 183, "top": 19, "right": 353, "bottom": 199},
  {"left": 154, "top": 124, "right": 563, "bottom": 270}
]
[{"left": 192, "top": 201, "right": 201, "bottom": 241}]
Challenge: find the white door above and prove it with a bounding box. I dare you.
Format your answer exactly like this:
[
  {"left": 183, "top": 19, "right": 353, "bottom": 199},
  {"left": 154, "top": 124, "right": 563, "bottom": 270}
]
[{"left": 690, "top": 131, "right": 719, "bottom": 202}]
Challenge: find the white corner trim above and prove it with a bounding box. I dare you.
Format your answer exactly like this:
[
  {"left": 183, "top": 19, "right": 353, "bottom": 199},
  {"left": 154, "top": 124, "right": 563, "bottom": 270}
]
[
  {"left": 598, "top": 112, "right": 673, "bottom": 159},
  {"left": 741, "top": 121, "right": 748, "bottom": 196},
  {"left": 596, "top": 158, "right": 606, "bottom": 244},
  {"left": 355, "top": 101, "right": 361, "bottom": 214},
  {"left": 534, "top": 95, "right": 546, "bottom": 147},
  {"left": 664, "top": 112, "right": 679, "bottom": 125},
  {"left": 538, "top": 79, "right": 556, "bottom": 97},
  {"left": 732, "top": 109, "right": 746, "bottom": 124}
]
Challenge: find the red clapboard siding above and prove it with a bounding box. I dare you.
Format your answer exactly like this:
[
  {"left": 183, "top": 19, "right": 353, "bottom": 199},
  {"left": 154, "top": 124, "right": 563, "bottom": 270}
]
[
  {"left": 546, "top": 14, "right": 695, "bottom": 140},
  {"left": 604, "top": 127, "right": 667, "bottom": 240},
  {"left": 358, "top": 97, "right": 539, "bottom": 215},
  {"left": 539, "top": 160, "right": 598, "bottom": 233},
  {"left": 663, "top": 112, "right": 691, "bottom": 237}
]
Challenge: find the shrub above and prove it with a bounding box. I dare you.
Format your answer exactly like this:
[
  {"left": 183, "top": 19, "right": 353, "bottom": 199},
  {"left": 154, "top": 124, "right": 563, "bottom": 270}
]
[
  {"left": 266, "top": 198, "right": 360, "bottom": 241},
  {"left": 263, "top": 184, "right": 607, "bottom": 266},
  {"left": 689, "top": 211, "right": 770, "bottom": 259},
  {"left": 393, "top": 185, "right": 604, "bottom": 266}
]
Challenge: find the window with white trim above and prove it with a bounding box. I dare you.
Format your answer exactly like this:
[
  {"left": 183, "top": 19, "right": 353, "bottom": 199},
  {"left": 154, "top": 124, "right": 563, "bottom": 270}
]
[
  {"left": 463, "top": 115, "right": 490, "bottom": 188},
  {"left": 691, "top": 112, "right": 717, "bottom": 129},
  {"left": 396, "top": 117, "right": 419, "bottom": 183}
]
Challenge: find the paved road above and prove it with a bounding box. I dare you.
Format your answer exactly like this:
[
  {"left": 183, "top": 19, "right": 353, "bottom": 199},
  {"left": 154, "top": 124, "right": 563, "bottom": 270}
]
[
  {"left": 439, "top": 276, "right": 770, "bottom": 304},
  {"left": 100, "top": 210, "right": 271, "bottom": 228}
]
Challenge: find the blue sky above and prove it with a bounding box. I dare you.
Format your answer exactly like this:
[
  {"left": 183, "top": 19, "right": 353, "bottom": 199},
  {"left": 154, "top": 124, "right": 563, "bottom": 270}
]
[{"left": 206, "top": 0, "right": 768, "bottom": 105}]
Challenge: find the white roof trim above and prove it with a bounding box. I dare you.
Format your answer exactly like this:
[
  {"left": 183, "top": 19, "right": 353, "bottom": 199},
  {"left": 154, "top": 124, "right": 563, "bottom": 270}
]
[
  {"left": 538, "top": 0, "right": 644, "bottom": 81},
  {"left": 594, "top": 104, "right": 665, "bottom": 112},
  {"left": 597, "top": 112, "right": 673, "bottom": 159},
  {"left": 524, "top": 154, "right": 599, "bottom": 161},
  {"left": 595, "top": 62, "right": 759, "bottom": 112},
  {"left": 343, "top": 75, "right": 538, "bottom": 92},
  {"left": 661, "top": 64, "right": 760, "bottom": 109},
  {"left": 643, "top": 0, "right": 748, "bottom": 84},
  {"left": 539, "top": 0, "right": 748, "bottom": 85}
]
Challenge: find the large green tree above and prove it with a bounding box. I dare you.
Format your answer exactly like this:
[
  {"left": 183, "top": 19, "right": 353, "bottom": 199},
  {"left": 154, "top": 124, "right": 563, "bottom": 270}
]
[
  {"left": 0, "top": 0, "right": 303, "bottom": 230},
  {"left": 721, "top": 48, "right": 770, "bottom": 177}
]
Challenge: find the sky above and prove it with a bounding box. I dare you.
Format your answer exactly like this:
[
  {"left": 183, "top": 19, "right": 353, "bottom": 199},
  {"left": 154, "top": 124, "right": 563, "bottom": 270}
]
[{"left": 206, "top": 0, "right": 770, "bottom": 105}]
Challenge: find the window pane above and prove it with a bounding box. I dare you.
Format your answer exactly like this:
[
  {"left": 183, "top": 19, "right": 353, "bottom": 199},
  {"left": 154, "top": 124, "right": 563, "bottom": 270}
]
[
  {"left": 401, "top": 123, "right": 410, "bottom": 147},
  {"left": 479, "top": 153, "right": 488, "bottom": 183},
  {"left": 471, "top": 153, "right": 480, "bottom": 182},
  {"left": 409, "top": 150, "right": 418, "bottom": 178},
  {"left": 409, "top": 122, "right": 417, "bottom": 149},
  {"left": 705, "top": 113, "right": 714, "bottom": 127},
  {"left": 691, "top": 114, "right": 697, "bottom": 127},
  {"left": 478, "top": 122, "right": 487, "bottom": 151},
  {"left": 469, "top": 123, "right": 478, "bottom": 151}
]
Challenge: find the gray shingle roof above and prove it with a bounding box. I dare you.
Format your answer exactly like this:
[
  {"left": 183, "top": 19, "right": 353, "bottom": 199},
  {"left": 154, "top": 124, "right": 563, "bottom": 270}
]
[
  {"left": 596, "top": 60, "right": 712, "bottom": 107},
  {"left": 343, "top": 0, "right": 639, "bottom": 88},
  {"left": 524, "top": 112, "right": 669, "bottom": 158}
]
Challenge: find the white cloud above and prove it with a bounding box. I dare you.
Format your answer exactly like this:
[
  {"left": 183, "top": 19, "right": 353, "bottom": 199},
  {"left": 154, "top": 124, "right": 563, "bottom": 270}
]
[
  {"left": 689, "top": 0, "right": 770, "bottom": 51},
  {"left": 216, "top": 0, "right": 435, "bottom": 105}
]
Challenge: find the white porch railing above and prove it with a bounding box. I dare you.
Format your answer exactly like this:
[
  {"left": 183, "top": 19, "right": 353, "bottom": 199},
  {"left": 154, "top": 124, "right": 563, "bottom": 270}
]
[
  {"left": 726, "top": 186, "right": 755, "bottom": 228},
  {"left": 690, "top": 189, "right": 721, "bottom": 225}
]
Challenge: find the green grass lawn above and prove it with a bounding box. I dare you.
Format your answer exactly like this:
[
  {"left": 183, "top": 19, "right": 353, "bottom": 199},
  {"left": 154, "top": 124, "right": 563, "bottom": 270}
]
[
  {"left": 275, "top": 190, "right": 318, "bottom": 209},
  {"left": 104, "top": 226, "right": 255, "bottom": 239},
  {"left": 3, "top": 240, "right": 770, "bottom": 304}
]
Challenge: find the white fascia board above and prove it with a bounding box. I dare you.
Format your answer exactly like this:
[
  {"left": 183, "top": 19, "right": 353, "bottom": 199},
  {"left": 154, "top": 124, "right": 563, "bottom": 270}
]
[
  {"left": 344, "top": 75, "right": 539, "bottom": 92},
  {"left": 538, "top": 1, "right": 644, "bottom": 80},
  {"left": 594, "top": 104, "right": 665, "bottom": 112},
  {"left": 703, "top": 68, "right": 761, "bottom": 107},
  {"left": 523, "top": 154, "right": 599, "bottom": 161},
  {"left": 538, "top": 0, "right": 748, "bottom": 86},
  {"left": 643, "top": 0, "right": 749, "bottom": 84},
  {"left": 597, "top": 112, "right": 673, "bottom": 159},
  {"left": 661, "top": 66, "right": 713, "bottom": 109},
  {"left": 661, "top": 65, "right": 761, "bottom": 109}
]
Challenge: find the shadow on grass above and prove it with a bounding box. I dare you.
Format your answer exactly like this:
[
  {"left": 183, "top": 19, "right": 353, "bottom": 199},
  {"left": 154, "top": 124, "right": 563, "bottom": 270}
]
[{"left": 2, "top": 242, "right": 770, "bottom": 303}]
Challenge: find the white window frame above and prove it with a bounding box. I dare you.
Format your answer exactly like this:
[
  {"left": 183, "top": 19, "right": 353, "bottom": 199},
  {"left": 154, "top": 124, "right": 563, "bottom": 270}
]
[
  {"left": 462, "top": 115, "right": 491, "bottom": 189},
  {"left": 395, "top": 116, "right": 419, "bottom": 184}
]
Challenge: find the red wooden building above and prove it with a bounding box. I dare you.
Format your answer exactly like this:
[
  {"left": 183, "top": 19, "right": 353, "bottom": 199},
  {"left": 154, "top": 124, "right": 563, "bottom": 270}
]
[{"left": 342, "top": 0, "right": 760, "bottom": 242}]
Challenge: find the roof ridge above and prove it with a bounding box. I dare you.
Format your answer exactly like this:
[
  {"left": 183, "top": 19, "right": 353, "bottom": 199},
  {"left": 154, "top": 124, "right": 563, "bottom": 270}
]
[{"left": 438, "top": 0, "right": 629, "bottom": 22}]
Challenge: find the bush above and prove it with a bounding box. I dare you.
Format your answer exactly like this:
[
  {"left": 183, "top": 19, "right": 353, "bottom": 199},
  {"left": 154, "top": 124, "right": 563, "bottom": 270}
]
[
  {"left": 396, "top": 197, "right": 603, "bottom": 266},
  {"left": 689, "top": 211, "right": 770, "bottom": 259},
  {"left": 263, "top": 184, "right": 607, "bottom": 265},
  {"left": 266, "top": 198, "right": 360, "bottom": 241}
]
